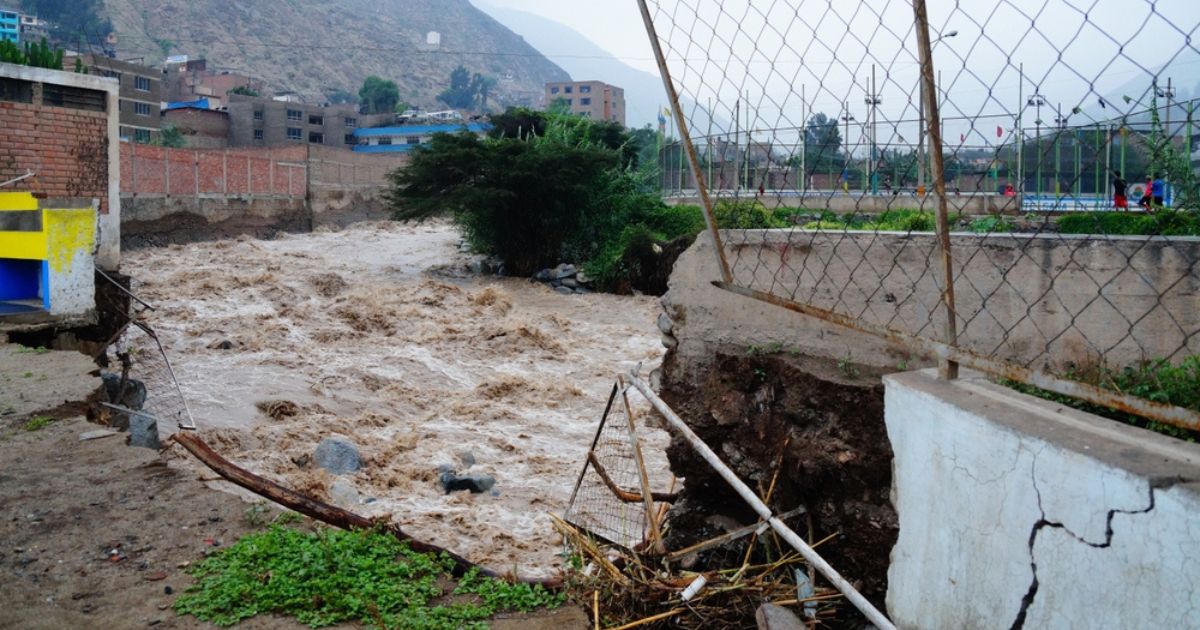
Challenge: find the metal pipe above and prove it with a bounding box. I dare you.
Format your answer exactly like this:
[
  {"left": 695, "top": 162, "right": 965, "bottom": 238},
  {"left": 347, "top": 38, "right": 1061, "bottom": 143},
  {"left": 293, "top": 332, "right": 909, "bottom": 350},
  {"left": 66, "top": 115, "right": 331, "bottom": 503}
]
[
  {"left": 913, "top": 0, "right": 960, "bottom": 379},
  {"left": 623, "top": 374, "right": 897, "bottom": 630},
  {"left": 635, "top": 0, "right": 733, "bottom": 283},
  {"left": 0, "top": 170, "right": 34, "bottom": 188}
]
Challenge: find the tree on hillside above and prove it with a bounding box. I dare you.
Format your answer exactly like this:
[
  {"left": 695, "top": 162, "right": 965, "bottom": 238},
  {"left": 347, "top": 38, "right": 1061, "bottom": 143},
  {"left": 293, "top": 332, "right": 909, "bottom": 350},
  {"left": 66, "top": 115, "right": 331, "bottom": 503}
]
[
  {"left": 358, "top": 76, "right": 400, "bottom": 114},
  {"left": 488, "top": 107, "right": 548, "bottom": 140},
  {"left": 20, "top": 0, "right": 112, "bottom": 43},
  {"left": 472, "top": 74, "right": 497, "bottom": 111},
  {"left": 438, "top": 65, "right": 477, "bottom": 109},
  {"left": 800, "top": 112, "right": 845, "bottom": 174}
]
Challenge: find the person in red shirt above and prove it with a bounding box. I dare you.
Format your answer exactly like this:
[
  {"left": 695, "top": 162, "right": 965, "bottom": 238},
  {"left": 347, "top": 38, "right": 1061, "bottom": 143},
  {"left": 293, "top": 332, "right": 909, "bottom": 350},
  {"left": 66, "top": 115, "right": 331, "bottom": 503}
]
[{"left": 1111, "top": 170, "right": 1128, "bottom": 211}]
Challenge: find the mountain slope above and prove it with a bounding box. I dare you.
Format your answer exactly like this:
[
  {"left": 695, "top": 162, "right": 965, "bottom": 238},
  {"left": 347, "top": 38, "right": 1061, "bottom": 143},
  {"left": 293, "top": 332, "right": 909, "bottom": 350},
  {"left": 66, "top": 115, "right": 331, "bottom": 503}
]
[{"left": 102, "top": 0, "right": 570, "bottom": 107}]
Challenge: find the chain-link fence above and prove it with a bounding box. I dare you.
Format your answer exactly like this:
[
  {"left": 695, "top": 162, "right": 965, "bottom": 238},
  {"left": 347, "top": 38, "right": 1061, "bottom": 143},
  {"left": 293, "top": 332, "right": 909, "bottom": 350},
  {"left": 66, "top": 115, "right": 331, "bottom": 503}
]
[{"left": 640, "top": 0, "right": 1200, "bottom": 431}]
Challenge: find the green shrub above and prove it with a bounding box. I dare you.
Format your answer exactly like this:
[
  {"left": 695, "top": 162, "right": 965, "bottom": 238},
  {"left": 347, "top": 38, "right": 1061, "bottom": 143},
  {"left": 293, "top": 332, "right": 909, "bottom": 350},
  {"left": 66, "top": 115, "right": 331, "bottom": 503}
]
[
  {"left": 967, "top": 215, "right": 1016, "bottom": 234},
  {"left": 174, "top": 526, "right": 562, "bottom": 629},
  {"left": 712, "top": 199, "right": 789, "bottom": 229},
  {"left": 1057, "top": 211, "right": 1200, "bottom": 236}
]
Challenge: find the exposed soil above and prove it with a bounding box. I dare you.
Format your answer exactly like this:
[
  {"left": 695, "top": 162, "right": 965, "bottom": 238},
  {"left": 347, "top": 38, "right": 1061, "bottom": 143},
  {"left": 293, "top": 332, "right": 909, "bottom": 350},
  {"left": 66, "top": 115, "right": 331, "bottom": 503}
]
[
  {"left": 656, "top": 350, "right": 897, "bottom": 613},
  {"left": 0, "top": 415, "right": 589, "bottom": 629}
]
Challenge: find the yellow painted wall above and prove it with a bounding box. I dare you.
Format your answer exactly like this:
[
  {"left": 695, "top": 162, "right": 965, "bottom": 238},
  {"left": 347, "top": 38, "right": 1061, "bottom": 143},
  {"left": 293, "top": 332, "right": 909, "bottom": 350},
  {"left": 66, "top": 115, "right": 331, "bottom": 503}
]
[
  {"left": 44, "top": 209, "right": 96, "bottom": 274},
  {"left": 0, "top": 192, "right": 47, "bottom": 261}
]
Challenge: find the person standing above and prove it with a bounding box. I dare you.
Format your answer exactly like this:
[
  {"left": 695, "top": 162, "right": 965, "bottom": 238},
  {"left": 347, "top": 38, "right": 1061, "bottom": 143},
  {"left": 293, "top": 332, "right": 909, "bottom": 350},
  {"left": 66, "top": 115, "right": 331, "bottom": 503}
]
[
  {"left": 1151, "top": 173, "right": 1166, "bottom": 208},
  {"left": 1137, "top": 177, "right": 1153, "bottom": 211},
  {"left": 1111, "top": 170, "right": 1128, "bottom": 211}
]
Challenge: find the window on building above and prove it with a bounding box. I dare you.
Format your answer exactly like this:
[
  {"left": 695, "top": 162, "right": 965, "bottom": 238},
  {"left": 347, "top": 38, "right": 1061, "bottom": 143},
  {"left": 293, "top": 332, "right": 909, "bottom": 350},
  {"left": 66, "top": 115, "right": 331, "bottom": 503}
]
[
  {"left": 565, "top": 99, "right": 572, "bottom": 106},
  {"left": 344, "top": 134, "right": 356, "bottom": 145},
  {"left": 345, "top": 117, "right": 357, "bottom": 128},
  {"left": 580, "top": 98, "right": 591, "bottom": 105},
  {"left": 254, "top": 129, "right": 264, "bottom": 141},
  {"left": 134, "top": 102, "right": 151, "bottom": 116},
  {"left": 379, "top": 138, "right": 392, "bottom": 146},
  {"left": 550, "top": 86, "right": 559, "bottom": 94},
  {"left": 564, "top": 86, "right": 573, "bottom": 94},
  {"left": 135, "top": 76, "right": 151, "bottom": 91},
  {"left": 309, "top": 132, "right": 324, "bottom": 144},
  {"left": 287, "top": 127, "right": 302, "bottom": 141},
  {"left": 287, "top": 109, "right": 302, "bottom": 121},
  {"left": 253, "top": 109, "right": 264, "bottom": 120},
  {"left": 309, "top": 114, "right": 323, "bottom": 126},
  {"left": 134, "top": 129, "right": 151, "bottom": 143},
  {"left": 407, "top": 136, "right": 421, "bottom": 145},
  {"left": 580, "top": 85, "right": 591, "bottom": 93}
]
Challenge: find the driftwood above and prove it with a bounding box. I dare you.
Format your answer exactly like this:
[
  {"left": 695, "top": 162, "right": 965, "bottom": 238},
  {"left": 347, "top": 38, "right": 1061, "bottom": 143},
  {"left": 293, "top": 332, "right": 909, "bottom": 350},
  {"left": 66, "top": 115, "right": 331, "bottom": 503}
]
[
  {"left": 586, "top": 452, "right": 679, "bottom": 504},
  {"left": 172, "top": 432, "right": 560, "bottom": 586}
]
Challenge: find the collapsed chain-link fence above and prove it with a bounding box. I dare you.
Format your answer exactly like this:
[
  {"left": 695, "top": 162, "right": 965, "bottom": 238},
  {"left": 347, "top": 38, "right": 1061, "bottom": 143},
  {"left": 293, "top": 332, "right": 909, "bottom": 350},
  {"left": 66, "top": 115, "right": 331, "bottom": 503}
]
[
  {"left": 96, "top": 271, "right": 196, "bottom": 435},
  {"left": 641, "top": 0, "right": 1200, "bottom": 431}
]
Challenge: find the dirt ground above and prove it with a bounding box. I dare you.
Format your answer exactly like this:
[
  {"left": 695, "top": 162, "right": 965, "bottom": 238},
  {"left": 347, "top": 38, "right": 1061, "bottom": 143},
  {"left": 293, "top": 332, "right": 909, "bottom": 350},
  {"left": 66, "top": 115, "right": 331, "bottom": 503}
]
[{"left": 0, "top": 415, "right": 589, "bottom": 629}]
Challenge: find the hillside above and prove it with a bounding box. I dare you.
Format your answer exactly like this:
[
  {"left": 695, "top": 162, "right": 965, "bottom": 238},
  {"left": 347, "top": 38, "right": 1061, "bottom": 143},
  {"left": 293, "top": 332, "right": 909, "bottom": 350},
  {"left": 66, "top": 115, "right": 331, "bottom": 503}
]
[{"left": 101, "top": 0, "right": 570, "bottom": 108}]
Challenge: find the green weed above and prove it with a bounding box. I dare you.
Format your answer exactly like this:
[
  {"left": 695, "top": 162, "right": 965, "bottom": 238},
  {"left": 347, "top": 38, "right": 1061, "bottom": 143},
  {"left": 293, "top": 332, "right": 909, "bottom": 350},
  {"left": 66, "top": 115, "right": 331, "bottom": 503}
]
[
  {"left": 173, "top": 526, "right": 561, "bottom": 629},
  {"left": 23, "top": 416, "right": 54, "bottom": 431}
]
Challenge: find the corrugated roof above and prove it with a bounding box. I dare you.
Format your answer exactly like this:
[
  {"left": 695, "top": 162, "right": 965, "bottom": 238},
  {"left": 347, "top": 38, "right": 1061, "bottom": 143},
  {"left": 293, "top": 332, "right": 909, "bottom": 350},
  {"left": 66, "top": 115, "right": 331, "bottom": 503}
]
[
  {"left": 353, "top": 122, "right": 490, "bottom": 138},
  {"left": 352, "top": 144, "right": 418, "bottom": 153}
]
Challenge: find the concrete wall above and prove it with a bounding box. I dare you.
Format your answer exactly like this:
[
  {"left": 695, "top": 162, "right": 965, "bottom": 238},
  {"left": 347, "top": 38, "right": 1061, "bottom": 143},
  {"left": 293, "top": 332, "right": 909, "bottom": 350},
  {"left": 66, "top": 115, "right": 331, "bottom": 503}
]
[
  {"left": 308, "top": 145, "right": 409, "bottom": 226},
  {"left": 884, "top": 369, "right": 1200, "bottom": 629},
  {"left": 119, "top": 144, "right": 406, "bottom": 244},
  {"left": 0, "top": 62, "right": 120, "bottom": 270},
  {"left": 162, "top": 108, "right": 230, "bottom": 149},
  {"left": 664, "top": 229, "right": 1199, "bottom": 373}
]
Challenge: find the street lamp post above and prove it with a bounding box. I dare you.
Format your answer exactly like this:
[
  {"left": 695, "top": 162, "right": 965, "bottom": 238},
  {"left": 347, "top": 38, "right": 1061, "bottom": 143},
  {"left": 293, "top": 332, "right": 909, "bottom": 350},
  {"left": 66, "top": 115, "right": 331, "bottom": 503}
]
[
  {"left": 918, "top": 30, "right": 958, "bottom": 197},
  {"left": 841, "top": 103, "right": 855, "bottom": 194},
  {"left": 1028, "top": 92, "right": 1046, "bottom": 201}
]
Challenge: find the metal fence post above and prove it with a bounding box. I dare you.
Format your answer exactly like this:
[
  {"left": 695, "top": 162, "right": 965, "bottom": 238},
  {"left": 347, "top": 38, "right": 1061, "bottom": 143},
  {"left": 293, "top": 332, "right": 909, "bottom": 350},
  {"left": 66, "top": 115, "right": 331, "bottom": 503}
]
[
  {"left": 636, "top": 0, "right": 733, "bottom": 284},
  {"left": 912, "top": 0, "right": 959, "bottom": 380}
]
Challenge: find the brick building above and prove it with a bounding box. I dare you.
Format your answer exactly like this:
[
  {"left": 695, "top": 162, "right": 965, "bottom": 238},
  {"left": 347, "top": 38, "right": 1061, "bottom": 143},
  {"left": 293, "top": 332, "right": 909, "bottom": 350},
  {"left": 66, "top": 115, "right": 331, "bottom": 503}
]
[
  {"left": 0, "top": 61, "right": 121, "bottom": 281},
  {"left": 163, "top": 58, "right": 264, "bottom": 110},
  {"left": 545, "top": 80, "right": 625, "bottom": 126},
  {"left": 162, "top": 105, "right": 230, "bottom": 149},
  {"left": 226, "top": 95, "right": 391, "bottom": 149},
  {"left": 66, "top": 54, "right": 163, "bottom": 144}
]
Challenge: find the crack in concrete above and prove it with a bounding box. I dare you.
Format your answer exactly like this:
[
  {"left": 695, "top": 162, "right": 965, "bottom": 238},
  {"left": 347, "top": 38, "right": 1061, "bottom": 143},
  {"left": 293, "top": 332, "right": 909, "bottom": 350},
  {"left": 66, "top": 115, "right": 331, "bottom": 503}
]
[{"left": 1008, "top": 469, "right": 1188, "bottom": 630}]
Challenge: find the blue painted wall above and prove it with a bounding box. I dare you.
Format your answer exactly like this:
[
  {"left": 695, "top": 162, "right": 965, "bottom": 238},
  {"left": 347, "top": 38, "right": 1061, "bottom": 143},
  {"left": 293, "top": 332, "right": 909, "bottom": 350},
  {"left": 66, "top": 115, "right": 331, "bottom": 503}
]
[{"left": 0, "top": 258, "right": 40, "bottom": 300}]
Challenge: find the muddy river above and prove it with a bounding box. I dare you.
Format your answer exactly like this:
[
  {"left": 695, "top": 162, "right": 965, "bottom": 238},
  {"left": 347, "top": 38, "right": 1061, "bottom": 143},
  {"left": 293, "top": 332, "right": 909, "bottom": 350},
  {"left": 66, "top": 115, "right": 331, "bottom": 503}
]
[{"left": 123, "top": 221, "right": 671, "bottom": 578}]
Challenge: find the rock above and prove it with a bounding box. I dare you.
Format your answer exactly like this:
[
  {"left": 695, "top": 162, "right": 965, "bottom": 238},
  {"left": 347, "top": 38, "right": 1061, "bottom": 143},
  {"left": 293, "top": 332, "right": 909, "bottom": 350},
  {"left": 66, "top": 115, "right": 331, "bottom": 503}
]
[
  {"left": 756, "top": 603, "right": 804, "bottom": 630},
  {"left": 128, "top": 413, "right": 160, "bottom": 450},
  {"left": 100, "top": 373, "right": 147, "bottom": 430},
  {"left": 328, "top": 478, "right": 361, "bottom": 507},
  {"left": 457, "top": 451, "right": 476, "bottom": 468},
  {"left": 206, "top": 340, "right": 236, "bottom": 350},
  {"left": 80, "top": 429, "right": 119, "bottom": 441},
  {"left": 313, "top": 437, "right": 361, "bottom": 474},
  {"left": 554, "top": 286, "right": 574, "bottom": 296},
  {"left": 661, "top": 334, "right": 679, "bottom": 349},
  {"left": 553, "top": 263, "right": 576, "bottom": 279},
  {"left": 575, "top": 270, "right": 591, "bottom": 284},
  {"left": 534, "top": 269, "right": 553, "bottom": 282},
  {"left": 438, "top": 469, "right": 496, "bottom": 494},
  {"left": 575, "top": 287, "right": 593, "bottom": 294},
  {"left": 164, "top": 586, "right": 173, "bottom": 595},
  {"left": 469, "top": 259, "right": 492, "bottom": 275},
  {"left": 657, "top": 312, "right": 674, "bottom": 335},
  {"left": 561, "top": 277, "right": 578, "bottom": 289}
]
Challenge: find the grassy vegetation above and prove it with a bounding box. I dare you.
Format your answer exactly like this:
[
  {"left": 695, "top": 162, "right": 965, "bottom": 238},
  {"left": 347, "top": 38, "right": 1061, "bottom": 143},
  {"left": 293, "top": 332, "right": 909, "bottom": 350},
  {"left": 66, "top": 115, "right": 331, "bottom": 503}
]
[
  {"left": 1057, "top": 210, "right": 1200, "bottom": 236},
  {"left": 801, "top": 209, "right": 938, "bottom": 232},
  {"left": 1004, "top": 356, "right": 1200, "bottom": 441},
  {"left": 23, "top": 416, "right": 54, "bottom": 432},
  {"left": 174, "top": 526, "right": 562, "bottom": 629}
]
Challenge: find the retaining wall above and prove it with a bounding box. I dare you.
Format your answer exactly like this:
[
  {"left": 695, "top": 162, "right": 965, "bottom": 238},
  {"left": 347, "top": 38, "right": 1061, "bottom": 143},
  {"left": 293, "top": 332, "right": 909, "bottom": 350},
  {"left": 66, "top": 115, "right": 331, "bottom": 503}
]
[
  {"left": 884, "top": 369, "right": 1200, "bottom": 629},
  {"left": 665, "top": 192, "right": 1022, "bottom": 215},
  {"left": 663, "top": 230, "right": 1199, "bottom": 374}
]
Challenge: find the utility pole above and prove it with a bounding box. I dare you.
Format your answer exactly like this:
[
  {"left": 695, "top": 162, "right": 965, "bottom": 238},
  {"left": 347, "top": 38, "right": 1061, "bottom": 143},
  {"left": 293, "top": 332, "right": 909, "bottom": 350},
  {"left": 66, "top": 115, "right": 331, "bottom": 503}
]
[
  {"left": 865, "top": 64, "right": 882, "bottom": 195},
  {"left": 841, "top": 103, "right": 855, "bottom": 193},
  {"left": 1029, "top": 92, "right": 1045, "bottom": 201},
  {"left": 800, "top": 84, "right": 807, "bottom": 194},
  {"left": 918, "top": 78, "right": 926, "bottom": 195},
  {"left": 734, "top": 97, "right": 740, "bottom": 195},
  {"left": 1055, "top": 104, "right": 1065, "bottom": 197},
  {"left": 1017, "top": 63, "right": 1024, "bottom": 195}
]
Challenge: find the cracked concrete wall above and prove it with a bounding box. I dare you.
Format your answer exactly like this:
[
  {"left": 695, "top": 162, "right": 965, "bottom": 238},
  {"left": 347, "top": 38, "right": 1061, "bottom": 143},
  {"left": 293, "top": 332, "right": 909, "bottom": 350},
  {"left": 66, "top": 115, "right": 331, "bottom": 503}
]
[{"left": 884, "top": 369, "right": 1200, "bottom": 629}]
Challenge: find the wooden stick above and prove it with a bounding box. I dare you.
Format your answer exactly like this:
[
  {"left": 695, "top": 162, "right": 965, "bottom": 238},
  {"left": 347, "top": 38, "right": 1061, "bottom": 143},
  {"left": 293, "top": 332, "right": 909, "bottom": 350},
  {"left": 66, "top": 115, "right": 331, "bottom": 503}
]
[
  {"left": 607, "top": 608, "right": 684, "bottom": 630},
  {"left": 665, "top": 506, "right": 806, "bottom": 561},
  {"left": 172, "top": 432, "right": 557, "bottom": 585},
  {"left": 617, "top": 376, "right": 665, "bottom": 555},
  {"left": 593, "top": 590, "right": 601, "bottom": 630},
  {"left": 587, "top": 452, "right": 678, "bottom": 504}
]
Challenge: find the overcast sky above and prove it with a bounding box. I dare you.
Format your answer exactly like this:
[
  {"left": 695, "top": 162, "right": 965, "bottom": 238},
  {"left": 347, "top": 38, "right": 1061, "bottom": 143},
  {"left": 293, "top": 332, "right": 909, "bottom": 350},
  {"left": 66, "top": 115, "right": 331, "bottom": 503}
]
[{"left": 481, "top": 1, "right": 1200, "bottom": 148}]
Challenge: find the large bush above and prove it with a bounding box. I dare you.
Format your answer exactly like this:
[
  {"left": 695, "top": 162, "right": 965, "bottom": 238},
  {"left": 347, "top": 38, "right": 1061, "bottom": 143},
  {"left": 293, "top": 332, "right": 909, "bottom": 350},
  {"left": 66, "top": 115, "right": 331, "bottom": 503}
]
[{"left": 385, "top": 110, "right": 695, "bottom": 287}]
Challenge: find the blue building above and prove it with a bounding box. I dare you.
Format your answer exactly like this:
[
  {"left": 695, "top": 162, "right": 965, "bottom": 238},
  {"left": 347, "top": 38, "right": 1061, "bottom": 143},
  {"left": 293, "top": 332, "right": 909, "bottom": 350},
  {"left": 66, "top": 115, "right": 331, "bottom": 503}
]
[
  {"left": 352, "top": 122, "right": 490, "bottom": 153},
  {"left": 0, "top": 7, "right": 19, "bottom": 43}
]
